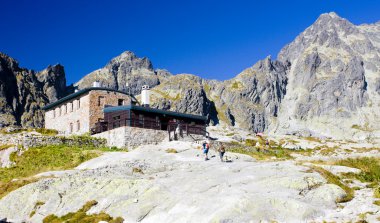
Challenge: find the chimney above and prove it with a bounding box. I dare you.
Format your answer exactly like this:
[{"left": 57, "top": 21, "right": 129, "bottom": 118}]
[
  {"left": 93, "top": 81, "right": 101, "bottom": 88},
  {"left": 141, "top": 85, "right": 150, "bottom": 107}
]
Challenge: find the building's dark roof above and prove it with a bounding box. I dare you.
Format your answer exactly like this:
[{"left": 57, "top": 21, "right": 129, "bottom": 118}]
[
  {"left": 104, "top": 105, "right": 208, "bottom": 121},
  {"left": 42, "top": 87, "right": 137, "bottom": 110}
]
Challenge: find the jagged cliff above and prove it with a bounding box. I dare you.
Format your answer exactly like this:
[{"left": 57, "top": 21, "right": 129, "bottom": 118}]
[
  {"left": 0, "top": 53, "right": 66, "bottom": 127},
  {"left": 272, "top": 12, "right": 380, "bottom": 139}
]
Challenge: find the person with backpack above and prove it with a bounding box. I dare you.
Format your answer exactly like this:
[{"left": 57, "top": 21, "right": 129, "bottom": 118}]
[
  {"left": 218, "top": 143, "right": 226, "bottom": 162},
  {"left": 202, "top": 141, "right": 209, "bottom": 161}
]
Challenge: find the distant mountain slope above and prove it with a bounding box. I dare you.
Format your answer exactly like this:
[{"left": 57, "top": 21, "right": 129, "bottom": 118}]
[{"left": 0, "top": 53, "right": 66, "bottom": 127}]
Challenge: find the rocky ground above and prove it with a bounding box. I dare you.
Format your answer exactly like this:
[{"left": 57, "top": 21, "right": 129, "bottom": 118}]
[{"left": 0, "top": 131, "right": 379, "bottom": 223}]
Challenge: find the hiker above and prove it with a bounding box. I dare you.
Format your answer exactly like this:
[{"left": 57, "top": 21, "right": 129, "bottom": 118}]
[
  {"left": 202, "top": 141, "right": 209, "bottom": 161},
  {"left": 218, "top": 143, "right": 226, "bottom": 162}
]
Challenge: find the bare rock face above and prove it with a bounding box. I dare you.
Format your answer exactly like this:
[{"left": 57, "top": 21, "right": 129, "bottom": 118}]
[
  {"left": 272, "top": 12, "right": 380, "bottom": 139},
  {"left": 0, "top": 53, "right": 66, "bottom": 127},
  {"left": 214, "top": 57, "right": 289, "bottom": 132},
  {"left": 36, "top": 64, "right": 66, "bottom": 102},
  {"left": 75, "top": 51, "right": 164, "bottom": 95},
  {"left": 149, "top": 74, "right": 218, "bottom": 123}
]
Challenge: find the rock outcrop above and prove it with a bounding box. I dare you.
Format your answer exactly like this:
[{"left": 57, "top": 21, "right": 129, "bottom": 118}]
[
  {"left": 75, "top": 51, "right": 167, "bottom": 95},
  {"left": 0, "top": 53, "right": 66, "bottom": 127},
  {"left": 271, "top": 12, "right": 380, "bottom": 139},
  {"left": 0, "top": 141, "right": 352, "bottom": 223}
]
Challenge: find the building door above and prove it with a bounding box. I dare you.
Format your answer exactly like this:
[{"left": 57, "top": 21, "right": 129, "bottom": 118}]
[{"left": 161, "top": 117, "right": 170, "bottom": 130}]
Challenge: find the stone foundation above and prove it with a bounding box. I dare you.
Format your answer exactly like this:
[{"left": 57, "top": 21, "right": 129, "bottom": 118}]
[{"left": 93, "top": 126, "right": 167, "bottom": 148}]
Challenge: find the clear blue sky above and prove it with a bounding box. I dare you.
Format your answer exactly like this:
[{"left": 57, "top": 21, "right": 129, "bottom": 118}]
[{"left": 1, "top": 0, "right": 380, "bottom": 85}]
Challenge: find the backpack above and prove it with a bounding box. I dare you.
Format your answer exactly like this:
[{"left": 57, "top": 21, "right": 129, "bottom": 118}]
[{"left": 206, "top": 143, "right": 210, "bottom": 149}]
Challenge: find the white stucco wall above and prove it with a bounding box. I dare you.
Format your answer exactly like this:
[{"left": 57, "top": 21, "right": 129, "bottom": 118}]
[{"left": 45, "top": 94, "right": 90, "bottom": 135}]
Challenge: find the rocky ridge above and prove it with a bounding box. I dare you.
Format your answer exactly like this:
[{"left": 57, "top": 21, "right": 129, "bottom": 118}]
[
  {"left": 0, "top": 53, "right": 66, "bottom": 127},
  {"left": 1, "top": 12, "right": 380, "bottom": 141},
  {"left": 74, "top": 51, "right": 171, "bottom": 95}
]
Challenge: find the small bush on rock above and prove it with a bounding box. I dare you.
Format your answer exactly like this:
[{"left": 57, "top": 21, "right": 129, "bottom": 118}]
[
  {"left": 43, "top": 200, "right": 124, "bottom": 223},
  {"left": 166, "top": 148, "right": 178, "bottom": 153}
]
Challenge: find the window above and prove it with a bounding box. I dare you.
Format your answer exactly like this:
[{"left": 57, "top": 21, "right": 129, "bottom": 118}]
[
  {"left": 156, "top": 116, "right": 160, "bottom": 127},
  {"left": 113, "top": 121, "right": 120, "bottom": 128},
  {"left": 69, "top": 123, "right": 73, "bottom": 133},
  {"left": 118, "top": 99, "right": 124, "bottom": 106},
  {"left": 139, "top": 114, "right": 144, "bottom": 126},
  {"left": 98, "top": 96, "right": 105, "bottom": 107},
  {"left": 52, "top": 110, "right": 55, "bottom": 118},
  {"left": 70, "top": 103, "right": 73, "bottom": 112},
  {"left": 77, "top": 99, "right": 80, "bottom": 109},
  {"left": 77, "top": 120, "right": 80, "bottom": 131},
  {"left": 63, "top": 105, "right": 66, "bottom": 114},
  {"left": 113, "top": 115, "right": 121, "bottom": 120}
]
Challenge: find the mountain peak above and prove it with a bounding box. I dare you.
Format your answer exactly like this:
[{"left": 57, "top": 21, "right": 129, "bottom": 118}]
[{"left": 318, "top": 12, "right": 340, "bottom": 20}]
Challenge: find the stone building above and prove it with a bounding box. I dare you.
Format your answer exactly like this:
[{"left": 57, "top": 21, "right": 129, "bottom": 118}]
[{"left": 43, "top": 87, "right": 134, "bottom": 135}]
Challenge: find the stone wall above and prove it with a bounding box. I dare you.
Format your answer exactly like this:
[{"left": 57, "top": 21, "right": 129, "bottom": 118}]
[
  {"left": 93, "top": 126, "right": 167, "bottom": 148},
  {"left": 89, "top": 91, "right": 131, "bottom": 129},
  {"left": 0, "top": 132, "right": 106, "bottom": 149}
]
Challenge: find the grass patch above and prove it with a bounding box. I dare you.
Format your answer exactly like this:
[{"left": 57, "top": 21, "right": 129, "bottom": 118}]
[
  {"left": 230, "top": 81, "right": 243, "bottom": 89},
  {"left": 228, "top": 146, "right": 293, "bottom": 160},
  {"left": 310, "top": 166, "right": 354, "bottom": 203},
  {"left": 225, "top": 133, "right": 235, "bottom": 137},
  {"left": 166, "top": 148, "right": 178, "bottom": 153},
  {"left": 335, "top": 157, "right": 380, "bottom": 183},
  {"left": 29, "top": 201, "right": 45, "bottom": 217},
  {"left": 374, "top": 187, "right": 380, "bottom": 198},
  {"left": 374, "top": 200, "right": 380, "bottom": 206},
  {"left": 0, "top": 178, "right": 40, "bottom": 199},
  {"left": 318, "top": 147, "right": 338, "bottom": 156},
  {"left": 1, "top": 128, "right": 58, "bottom": 136},
  {"left": 35, "top": 128, "right": 58, "bottom": 136},
  {"left": 0, "top": 144, "right": 114, "bottom": 198},
  {"left": 303, "top": 136, "right": 322, "bottom": 143},
  {"left": 43, "top": 200, "right": 124, "bottom": 223},
  {"left": 0, "top": 144, "right": 14, "bottom": 151},
  {"left": 245, "top": 139, "right": 258, "bottom": 146}
]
